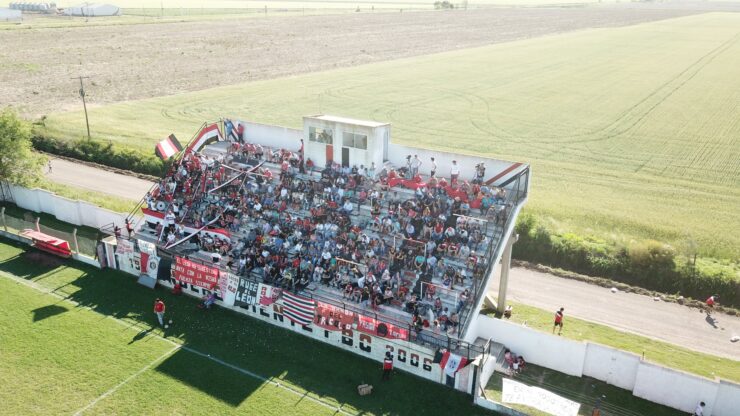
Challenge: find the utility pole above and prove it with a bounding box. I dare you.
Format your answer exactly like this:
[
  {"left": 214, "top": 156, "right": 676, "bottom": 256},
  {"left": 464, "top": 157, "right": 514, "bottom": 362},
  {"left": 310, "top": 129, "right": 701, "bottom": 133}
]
[{"left": 73, "top": 75, "right": 91, "bottom": 141}]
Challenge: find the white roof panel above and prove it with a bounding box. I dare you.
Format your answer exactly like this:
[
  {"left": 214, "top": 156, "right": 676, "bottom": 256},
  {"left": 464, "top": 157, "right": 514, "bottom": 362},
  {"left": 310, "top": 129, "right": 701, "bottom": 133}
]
[{"left": 305, "top": 115, "right": 389, "bottom": 128}]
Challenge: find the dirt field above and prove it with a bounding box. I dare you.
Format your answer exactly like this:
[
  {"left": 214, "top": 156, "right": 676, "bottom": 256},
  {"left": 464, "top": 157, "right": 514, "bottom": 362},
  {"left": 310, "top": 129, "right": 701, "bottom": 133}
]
[{"left": 0, "top": 5, "right": 707, "bottom": 118}]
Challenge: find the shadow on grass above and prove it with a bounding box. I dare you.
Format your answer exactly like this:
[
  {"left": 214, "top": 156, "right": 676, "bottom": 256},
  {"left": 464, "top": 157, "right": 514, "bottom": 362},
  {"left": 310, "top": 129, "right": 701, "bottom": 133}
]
[
  {"left": 32, "top": 303, "right": 69, "bottom": 322},
  {"left": 0, "top": 239, "right": 496, "bottom": 415}
]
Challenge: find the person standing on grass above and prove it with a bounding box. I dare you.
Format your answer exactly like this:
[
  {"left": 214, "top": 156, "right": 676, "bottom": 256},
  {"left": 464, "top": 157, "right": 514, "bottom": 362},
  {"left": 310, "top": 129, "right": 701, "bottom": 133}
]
[
  {"left": 553, "top": 307, "right": 564, "bottom": 335},
  {"left": 694, "top": 401, "right": 705, "bottom": 416},
  {"left": 382, "top": 352, "right": 393, "bottom": 380},
  {"left": 154, "top": 298, "right": 166, "bottom": 327}
]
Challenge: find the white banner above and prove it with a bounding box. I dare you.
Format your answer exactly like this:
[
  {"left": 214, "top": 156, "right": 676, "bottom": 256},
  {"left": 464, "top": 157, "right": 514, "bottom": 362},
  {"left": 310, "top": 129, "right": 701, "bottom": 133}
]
[{"left": 502, "top": 378, "right": 580, "bottom": 416}]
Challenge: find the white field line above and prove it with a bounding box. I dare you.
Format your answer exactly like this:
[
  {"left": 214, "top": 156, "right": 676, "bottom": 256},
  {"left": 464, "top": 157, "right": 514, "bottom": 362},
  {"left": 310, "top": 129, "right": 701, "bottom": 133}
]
[
  {"left": 0, "top": 271, "right": 354, "bottom": 416},
  {"left": 73, "top": 344, "right": 181, "bottom": 416}
]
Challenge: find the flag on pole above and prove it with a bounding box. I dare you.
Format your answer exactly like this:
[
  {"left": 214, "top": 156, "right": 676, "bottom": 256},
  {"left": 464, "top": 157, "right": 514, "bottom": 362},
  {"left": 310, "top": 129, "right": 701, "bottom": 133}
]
[
  {"left": 154, "top": 134, "right": 183, "bottom": 160},
  {"left": 186, "top": 123, "right": 223, "bottom": 154},
  {"left": 282, "top": 291, "right": 315, "bottom": 327},
  {"left": 435, "top": 349, "right": 469, "bottom": 377}
]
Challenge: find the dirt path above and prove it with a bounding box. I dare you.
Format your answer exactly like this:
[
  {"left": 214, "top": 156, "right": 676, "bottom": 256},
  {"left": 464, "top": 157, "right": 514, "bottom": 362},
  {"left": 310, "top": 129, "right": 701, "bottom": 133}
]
[
  {"left": 45, "top": 158, "right": 740, "bottom": 360},
  {"left": 2, "top": 5, "right": 708, "bottom": 117},
  {"left": 500, "top": 267, "right": 740, "bottom": 360}
]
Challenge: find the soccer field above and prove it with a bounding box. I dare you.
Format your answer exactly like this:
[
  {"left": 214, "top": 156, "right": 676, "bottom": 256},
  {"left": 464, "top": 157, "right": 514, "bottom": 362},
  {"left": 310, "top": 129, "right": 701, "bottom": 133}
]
[
  {"left": 0, "top": 240, "right": 493, "bottom": 416},
  {"left": 39, "top": 13, "right": 740, "bottom": 259}
]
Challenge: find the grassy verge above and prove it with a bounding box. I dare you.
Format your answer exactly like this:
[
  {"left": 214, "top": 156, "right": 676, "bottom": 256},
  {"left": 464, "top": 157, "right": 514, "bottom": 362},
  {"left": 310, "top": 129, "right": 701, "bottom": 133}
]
[
  {"left": 489, "top": 303, "right": 739, "bottom": 382},
  {"left": 0, "top": 238, "right": 494, "bottom": 416},
  {"left": 35, "top": 179, "right": 137, "bottom": 214},
  {"left": 484, "top": 364, "right": 682, "bottom": 416}
]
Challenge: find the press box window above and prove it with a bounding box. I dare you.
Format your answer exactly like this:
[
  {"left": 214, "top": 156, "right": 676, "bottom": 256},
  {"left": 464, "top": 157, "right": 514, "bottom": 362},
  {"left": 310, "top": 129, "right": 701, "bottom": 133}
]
[
  {"left": 309, "top": 127, "right": 333, "bottom": 144},
  {"left": 342, "top": 132, "right": 367, "bottom": 150}
]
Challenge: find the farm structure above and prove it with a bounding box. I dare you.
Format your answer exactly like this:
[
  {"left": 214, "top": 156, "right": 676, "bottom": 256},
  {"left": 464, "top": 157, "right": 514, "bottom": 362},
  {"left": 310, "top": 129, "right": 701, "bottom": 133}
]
[
  {"left": 0, "top": 7, "right": 21, "bottom": 21},
  {"left": 63, "top": 3, "right": 120, "bottom": 16}
]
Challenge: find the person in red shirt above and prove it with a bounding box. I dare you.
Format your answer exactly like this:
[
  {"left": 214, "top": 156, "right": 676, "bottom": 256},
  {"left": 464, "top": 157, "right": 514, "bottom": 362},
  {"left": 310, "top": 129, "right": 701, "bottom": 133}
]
[
  {"left": 154, "top": 298, "right": 166, "bottom": 327},
  {"left": 553, "top": 307, "right": 564, "bottom": 335},
  {"left": 382, "top": 352, "right": 394, "bottom": 380},
  {"left": 705, "top": 295, "right": 720, "bottom": 315}
]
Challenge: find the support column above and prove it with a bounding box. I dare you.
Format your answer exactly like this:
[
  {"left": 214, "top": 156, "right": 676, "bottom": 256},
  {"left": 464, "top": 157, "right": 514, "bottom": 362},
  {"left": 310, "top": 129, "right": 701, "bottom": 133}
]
[
  {"left": 35, "top": 217, "right": 40, "bottom": 232},
  {"left": 496, "top": 232, "right": 518, "bottom": 314},
  {"left": 72, "top": 228, "right": 80, "bottom": 254},
  {"left": 1, "top": 207, "right": 6, "bottom": 232}
]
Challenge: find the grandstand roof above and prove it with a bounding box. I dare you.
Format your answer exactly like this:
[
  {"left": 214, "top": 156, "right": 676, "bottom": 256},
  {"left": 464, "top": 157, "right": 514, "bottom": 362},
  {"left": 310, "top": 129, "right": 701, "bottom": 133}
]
[{"left": 305, "top": 115, "right": 389, "bottom": 128}]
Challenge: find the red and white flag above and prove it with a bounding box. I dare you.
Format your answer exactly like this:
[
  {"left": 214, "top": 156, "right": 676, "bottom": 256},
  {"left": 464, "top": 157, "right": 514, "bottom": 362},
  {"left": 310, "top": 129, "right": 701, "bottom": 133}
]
[
  {"left": 186, "top": 123, "right": 223, "bottom": 154},
  {"left": 282, "top": 291, "right": 315, "bottom": 327},
  {"left": 439, "top": 350, "right": 469, "bottom": 377},
  {"left": 154, "top": 134, "right": 183, "bottom": 160}
]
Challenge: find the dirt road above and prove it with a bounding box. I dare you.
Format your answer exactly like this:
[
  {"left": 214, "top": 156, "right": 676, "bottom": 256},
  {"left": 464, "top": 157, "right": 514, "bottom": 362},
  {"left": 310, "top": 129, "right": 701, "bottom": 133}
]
[
  {"left": 501, "top": 267, "right": 740, "bottom": 360},
  {"left": 44, "top": 158, "right": 740, "bottom": 360}
]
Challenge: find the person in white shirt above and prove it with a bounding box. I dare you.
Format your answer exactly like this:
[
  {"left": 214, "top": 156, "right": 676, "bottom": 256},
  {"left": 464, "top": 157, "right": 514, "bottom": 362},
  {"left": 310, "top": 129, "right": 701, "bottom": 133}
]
[
  {"left": 450, "top": 160, "right": 460, "bottom": 182},
  {"left": 430, "top": 157, "right": 437, "bottom": 177},
  {"left": 411, "top": 155, "right": 422, "bottom": 177},
  {"left": 342, "top": 200, "right": 354, "bottom": 214},
  {"left": 694, "top": 402, "right": 705, "bottom": 416}
]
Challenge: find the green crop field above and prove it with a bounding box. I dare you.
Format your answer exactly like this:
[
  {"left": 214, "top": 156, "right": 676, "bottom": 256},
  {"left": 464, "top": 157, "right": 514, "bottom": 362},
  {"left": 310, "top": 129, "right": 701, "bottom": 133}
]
[
  {"left": 0, "top": 238, "right": 493, "bottom": 415},
  {"left": 39, "top": 12, "right": 740, "bottom": 260}
]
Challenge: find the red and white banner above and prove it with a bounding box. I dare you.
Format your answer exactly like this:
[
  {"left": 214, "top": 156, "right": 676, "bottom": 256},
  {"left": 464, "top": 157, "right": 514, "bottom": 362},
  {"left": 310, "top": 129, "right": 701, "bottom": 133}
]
[
  {"left": 258, "top": 283, "right": 281, "bottom": 306},
  {"left": 357, "top": 315, "right": 409, "bottom": 341},
  {"left": 314, "top": 301, "right": 355, "bottom": 331},
  {"left": 187, "top": 123, "right": 223, "bottom": 154},
  {"left": 439, "top": 350, "right": 469, "bottom": 377},
  {"left": 173, "top": 256, "right": 219, "bottom": 289}
]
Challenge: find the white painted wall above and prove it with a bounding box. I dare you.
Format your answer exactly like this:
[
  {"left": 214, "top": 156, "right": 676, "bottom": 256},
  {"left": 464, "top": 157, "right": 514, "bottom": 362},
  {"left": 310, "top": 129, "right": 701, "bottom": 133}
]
[
  {"left": 633, "top": 362, "right": 719, "bottom": 414},
  {"left": 474, "top": 315, "right": 586, "bottom": 377},
  {"left": 8, "top": 184, "right": 131, "bottom": 230},
  {"left": 238, "top": 120, "right": 302, "bottom": 151},
  {"left": 471, "top": 314, "right": 739, "bottom": 416},
  {"left": 713, "top": 380, "right": 740, "bottom": 416},
  {"left": 583, "top": 343, "right": 640, "bottom": 391}
]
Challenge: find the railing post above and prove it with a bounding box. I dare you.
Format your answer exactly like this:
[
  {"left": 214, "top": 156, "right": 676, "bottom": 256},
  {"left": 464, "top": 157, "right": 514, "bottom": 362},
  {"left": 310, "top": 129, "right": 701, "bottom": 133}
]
[
  {"left": 35, "top": 217, "right": 40, "bottom": 232},
  {"left": 1, "top": 207, "right": 6, "bottom": 232},
  {"left": 72, "top": 228, "right": 80, "bottom": 254}
]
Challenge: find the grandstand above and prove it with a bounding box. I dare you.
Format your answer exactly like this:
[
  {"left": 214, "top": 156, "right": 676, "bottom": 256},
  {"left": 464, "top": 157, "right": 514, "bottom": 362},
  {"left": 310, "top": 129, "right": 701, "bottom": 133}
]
[{"left": 124, "top": 115, "right": 529, "bottom": 360}]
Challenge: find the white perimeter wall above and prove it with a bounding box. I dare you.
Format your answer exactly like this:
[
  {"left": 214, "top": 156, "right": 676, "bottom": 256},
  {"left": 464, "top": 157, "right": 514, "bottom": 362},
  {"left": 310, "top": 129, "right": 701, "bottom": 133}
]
[
  {"left": 8, "top": 184, "right": 131, "bottom": 230},
  {"left": 238, "top": 120, "right": 302, "bottom": 151},
  {"left": 470, "top": 315, "right": 740, "bottom": 415}
]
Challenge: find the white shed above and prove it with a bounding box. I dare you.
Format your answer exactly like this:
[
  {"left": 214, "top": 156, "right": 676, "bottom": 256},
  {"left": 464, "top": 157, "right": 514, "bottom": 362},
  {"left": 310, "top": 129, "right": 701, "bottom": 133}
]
[
  {"left": 303, "top": 115, "right": 390, "bottom": 170},
  {"left": 0, "top": 8, "right": 22, "bottom": 22},
  {"left": 64, "top": 3, "right": 120, "bottom": 16}
]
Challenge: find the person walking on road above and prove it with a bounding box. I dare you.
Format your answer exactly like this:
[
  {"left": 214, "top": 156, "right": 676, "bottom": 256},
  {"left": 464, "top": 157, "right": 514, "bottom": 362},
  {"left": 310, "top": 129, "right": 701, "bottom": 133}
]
[
  {"left": 553, "top": 307, "right": 564, "bottom": 335},
  {"left": 154, "top": 298, "right": 166, "bottom": 327},
  {"left": 382, "top": 352, "right": 393, "bottom": 380},
  {"left": 705, "top": 295, "right": 719, "bottom": 315}
]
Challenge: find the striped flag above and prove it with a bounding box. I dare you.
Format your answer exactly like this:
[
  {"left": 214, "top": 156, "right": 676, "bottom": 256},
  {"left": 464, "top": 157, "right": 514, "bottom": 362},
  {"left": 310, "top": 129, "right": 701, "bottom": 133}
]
[
  {"left": 186, "top": 123, "right": 223, "bottom": 154},
  {"left": 282, "top": 291, "right": 315, "bottom": 327},
  {"left": 154, "top": 134, "right": 183, "bottom": 160}
]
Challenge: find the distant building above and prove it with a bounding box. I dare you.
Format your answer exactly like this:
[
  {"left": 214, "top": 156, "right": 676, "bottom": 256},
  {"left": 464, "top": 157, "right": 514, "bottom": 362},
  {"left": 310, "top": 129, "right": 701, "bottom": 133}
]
[
  {"left": 0, "top": 7, "right": 22, "bottom": 22},
  {"left": 64, "top": 3, "right": 120, "bottom": 17}
]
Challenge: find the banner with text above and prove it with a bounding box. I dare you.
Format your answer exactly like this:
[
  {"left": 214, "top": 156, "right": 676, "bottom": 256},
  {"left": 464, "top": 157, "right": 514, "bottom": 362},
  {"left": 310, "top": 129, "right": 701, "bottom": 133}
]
[
  {"left": 502, "top": 378, "right": 580, "bottom": 416},
  {"left": 173, "top": 256, "right": 220, "bottom": 289},
  {"left": 314, "top": 301, "right": 355, "bottom": 331},
  {"left": 235, "top": 278, "right": 260, "bottom": 307},
  {"left": 358, "top": 314, "right": 409, "bottom": 341}
]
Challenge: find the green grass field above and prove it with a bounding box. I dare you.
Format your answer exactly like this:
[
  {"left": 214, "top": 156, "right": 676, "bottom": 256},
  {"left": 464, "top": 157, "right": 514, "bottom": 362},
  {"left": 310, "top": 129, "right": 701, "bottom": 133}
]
[
  {"left": 0, "top": 238, "right": 494, "bottom": 416},
  {"left": 38, "top": 13, "right": 740, "bottom": 260},
  {"left": 490, "top": 303, "right": 740, "bottom": 382}
]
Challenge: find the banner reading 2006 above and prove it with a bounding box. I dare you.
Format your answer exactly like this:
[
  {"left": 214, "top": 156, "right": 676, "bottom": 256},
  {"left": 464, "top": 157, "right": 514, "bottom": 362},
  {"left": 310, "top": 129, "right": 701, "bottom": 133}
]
[{"left": 173, "top": 256, "right": 219, "bottom": 289}]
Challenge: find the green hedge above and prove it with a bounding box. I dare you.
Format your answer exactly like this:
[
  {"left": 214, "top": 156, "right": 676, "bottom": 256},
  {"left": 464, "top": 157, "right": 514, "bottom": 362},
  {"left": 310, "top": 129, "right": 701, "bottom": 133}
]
[
  {"left": 32, "top": 136, "right": 168, "bottom": 177},
  {"left": 513, "top": 213, "right": 740, "bottom": 308}
]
